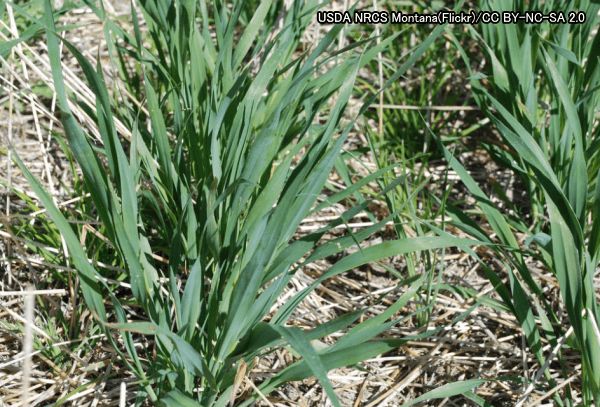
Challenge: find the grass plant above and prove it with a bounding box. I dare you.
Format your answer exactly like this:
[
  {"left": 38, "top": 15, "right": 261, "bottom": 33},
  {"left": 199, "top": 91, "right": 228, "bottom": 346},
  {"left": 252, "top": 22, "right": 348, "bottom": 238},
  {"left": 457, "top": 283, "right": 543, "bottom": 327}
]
[
  {"left": 6, "top": 0, "right": 470, "bottom": 404},
  {"left": 441, "top": 1, "right": 600, "bottom": 404}
]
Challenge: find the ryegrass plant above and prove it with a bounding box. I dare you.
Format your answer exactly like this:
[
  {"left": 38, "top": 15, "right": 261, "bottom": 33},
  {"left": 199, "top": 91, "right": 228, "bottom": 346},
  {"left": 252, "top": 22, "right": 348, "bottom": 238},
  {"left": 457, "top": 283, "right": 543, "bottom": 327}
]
[
  {"left": 7, "top": 0, "right": 473, "bottom": 404},
  {"left": 445, "top": 1, "right": 600, "bottom": 403}
]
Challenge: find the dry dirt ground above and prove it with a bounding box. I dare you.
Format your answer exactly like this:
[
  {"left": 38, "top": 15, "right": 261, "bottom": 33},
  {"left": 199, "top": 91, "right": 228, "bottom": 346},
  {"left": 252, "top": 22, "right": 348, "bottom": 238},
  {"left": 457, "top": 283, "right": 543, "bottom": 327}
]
[{"left": 0, "top": 2, "right": 580, "bottom": 406}]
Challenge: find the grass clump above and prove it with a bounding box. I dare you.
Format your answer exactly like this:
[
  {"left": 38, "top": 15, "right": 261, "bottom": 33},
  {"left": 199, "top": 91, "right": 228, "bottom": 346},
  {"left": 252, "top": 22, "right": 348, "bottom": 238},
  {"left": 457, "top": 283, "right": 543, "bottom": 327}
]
[
  {"left": 9, "top": 0, "right": 460, "bottom": 404},
  {"left": 441, "top": 1, "right": 600, "bottom": 404}
]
